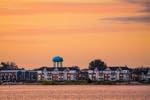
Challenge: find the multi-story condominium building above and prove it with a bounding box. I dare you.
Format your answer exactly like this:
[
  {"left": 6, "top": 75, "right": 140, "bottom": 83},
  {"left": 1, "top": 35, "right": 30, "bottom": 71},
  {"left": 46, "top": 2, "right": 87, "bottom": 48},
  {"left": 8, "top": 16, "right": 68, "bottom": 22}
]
[
  {"left": 78, "top": 69, "right": 89, "bottom": 80},
  {"left": 86, "top": 66, "right": 131, "bottom": 81},
  {"left": 0, "top": 70, "right": 38, "bottom": 83},
  {"left": 145, "top": 70, "right": 150, "bottom": 81},
  {"left": 0, "top": 70, "right": 19, "bottom": 82},
  {"left": 0, "top": 62, "right": 38, "bottom": 83},
  {"left": 132, "top": 68, "right": 150, "bottom": 81},
  {"left": 35, "top": 56, "right": 80, "bottom": 81},
  {"left": 35, "top": 67, "right": 80, "bottom": 81}
]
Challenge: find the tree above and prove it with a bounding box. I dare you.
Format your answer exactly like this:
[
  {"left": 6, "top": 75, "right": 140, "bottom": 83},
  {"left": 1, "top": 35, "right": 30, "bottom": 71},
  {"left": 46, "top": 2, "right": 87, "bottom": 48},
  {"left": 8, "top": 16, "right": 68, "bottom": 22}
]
[
  {"left": 89, "top": 59, "right": 107, "bottom": 70},
  {"left": 0, "top": 61, "right": 18, "bottom": 70}
]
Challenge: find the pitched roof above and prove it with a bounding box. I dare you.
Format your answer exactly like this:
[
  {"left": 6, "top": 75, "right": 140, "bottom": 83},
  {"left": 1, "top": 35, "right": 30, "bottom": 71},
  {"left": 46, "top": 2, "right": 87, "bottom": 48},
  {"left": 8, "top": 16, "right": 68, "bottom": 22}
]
[
  {"left": 109, "top": 67, "right": 120, "bottom": 71},
  {"left": 132, "top": 68, "right": 150, "bottom": 75},
  {"left": 34, "top": 66, "right": 80, "bottom": 71},
  {"left": 81, "top": 69, "right": 89, "bottom": 72},
  {"left": 34, "top": 66, "right": 47, "bottom": 71},
  {"left": 68, "top": 67, "right": 80, "bottom": 71},
  {"left": 120, "top": 67, "right": 130, "bottom": 70},
  {"left": 109, "top": 66, "right": 130, "bottom": 70}
]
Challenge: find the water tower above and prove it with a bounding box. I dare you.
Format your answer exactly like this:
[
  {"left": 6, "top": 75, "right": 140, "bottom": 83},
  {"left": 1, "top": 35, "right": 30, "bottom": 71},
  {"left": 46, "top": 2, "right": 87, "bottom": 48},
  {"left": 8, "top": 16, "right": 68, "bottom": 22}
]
[{"left": 52, "top": 56, "right": 64, "bottom": 67}]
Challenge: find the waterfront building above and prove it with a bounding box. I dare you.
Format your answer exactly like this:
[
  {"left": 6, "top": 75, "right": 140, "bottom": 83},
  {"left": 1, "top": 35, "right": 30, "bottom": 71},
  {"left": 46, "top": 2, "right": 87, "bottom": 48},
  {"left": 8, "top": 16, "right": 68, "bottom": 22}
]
[
  {"left": 35, "top": 56, "right": 80, "bottom": 81},
  {"left": 0, "top": 70, "right": 19, "bottom": 82},
  {"left": 85, "top": 66, "right": 131, "bottom": 81},
  {"left": 132, "top": 68, "right": 150, "bottom": 81},
  {"left": 0, "top": 70, "right": 38, "bottom": 83},
  {"left": 78, "top": 69, "right": 89, "bottom": 80},
  {"left": 145, "top": 69, "right": 150, "bottom": 81},
  {"left": 35, "top": 67, "right": 80, "bottom": 81}
]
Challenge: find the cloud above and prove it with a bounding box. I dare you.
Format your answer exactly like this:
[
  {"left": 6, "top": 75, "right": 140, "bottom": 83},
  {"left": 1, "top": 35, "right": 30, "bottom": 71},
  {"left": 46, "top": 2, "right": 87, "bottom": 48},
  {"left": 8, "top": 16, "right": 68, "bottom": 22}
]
[
  {"left": 127, "top": 0, "right": 150, "bottom": 13},
  {"left": 103, "top": 15, "right": 150, "bottom": 23},
  {"left": 102, "top": 0, "right": 150, "bottom": 23}
]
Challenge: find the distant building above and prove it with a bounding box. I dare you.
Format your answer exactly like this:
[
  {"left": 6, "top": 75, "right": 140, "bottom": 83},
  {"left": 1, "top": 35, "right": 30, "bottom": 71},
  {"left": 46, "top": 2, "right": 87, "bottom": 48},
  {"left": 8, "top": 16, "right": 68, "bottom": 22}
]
[
  {"left": 1, "top": 57, "right": 149, "bottom": 83},
  {"left": 0, "top": 70, "right": 37, "bottom": 83},
  {"left": 35, "top": 56, "right": 80, "bottom": 81},
  {"left": 35, "top": 67, "right": 80, "bottom": 81},
  {"left": 0, "top": 70, "right": 19, "bottom": 82},
  {"left": 78, "top": 69, "right": 89, "bottom": 80},
  {"left": 145, "top": 70, "right": 150, "bottom": 81},
  {"left": 132, "top": 68, "right": 150, "bottom": 81},
  {"left": 82, "top": 66, "right": 131, "bottom": 81}
]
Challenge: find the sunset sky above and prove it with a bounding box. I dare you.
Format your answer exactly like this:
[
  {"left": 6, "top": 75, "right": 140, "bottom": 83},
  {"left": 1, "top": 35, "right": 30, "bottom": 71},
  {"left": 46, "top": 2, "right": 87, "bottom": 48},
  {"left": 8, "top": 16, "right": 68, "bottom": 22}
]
[{"left": 0, "top": 0, "right": 150, "bottom": 69}]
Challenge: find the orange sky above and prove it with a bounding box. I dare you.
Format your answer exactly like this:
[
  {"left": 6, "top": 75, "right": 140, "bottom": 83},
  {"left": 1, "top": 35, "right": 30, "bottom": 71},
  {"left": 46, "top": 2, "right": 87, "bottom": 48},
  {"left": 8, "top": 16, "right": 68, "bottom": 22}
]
[{"left": 0, "top": 0, "right": 150, "bottom": 69}]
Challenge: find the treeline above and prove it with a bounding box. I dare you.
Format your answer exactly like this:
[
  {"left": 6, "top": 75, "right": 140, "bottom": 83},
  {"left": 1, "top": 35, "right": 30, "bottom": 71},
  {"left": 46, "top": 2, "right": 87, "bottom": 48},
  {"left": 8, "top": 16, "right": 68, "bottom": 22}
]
[
  {"left": 0, "top": 60, "right": 149, "bottom": 71},
  {"left": 0, "top": 61, "right": 24, "bottom": 70}
]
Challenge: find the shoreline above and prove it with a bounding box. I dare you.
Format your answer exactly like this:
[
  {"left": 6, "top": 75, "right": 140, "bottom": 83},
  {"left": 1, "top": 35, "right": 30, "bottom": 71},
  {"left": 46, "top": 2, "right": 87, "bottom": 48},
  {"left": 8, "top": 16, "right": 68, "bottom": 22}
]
[{"left": 1, "top": 81, "right": 150, "bottom": 85}]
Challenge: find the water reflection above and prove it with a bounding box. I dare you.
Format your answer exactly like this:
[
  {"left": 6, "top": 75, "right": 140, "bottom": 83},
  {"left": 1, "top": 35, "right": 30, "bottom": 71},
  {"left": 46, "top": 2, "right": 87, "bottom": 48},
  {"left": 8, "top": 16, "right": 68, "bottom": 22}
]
[{"left": 0, "top": 85, "right": 149, "bottom": 100}]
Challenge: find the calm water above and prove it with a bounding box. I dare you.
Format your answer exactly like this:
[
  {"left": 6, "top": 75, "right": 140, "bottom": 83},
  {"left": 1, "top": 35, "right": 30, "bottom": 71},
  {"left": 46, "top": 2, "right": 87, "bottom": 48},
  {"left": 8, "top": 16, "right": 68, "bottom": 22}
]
[{"left": 0, "top": 85, "right": 149, "bottom": 100}]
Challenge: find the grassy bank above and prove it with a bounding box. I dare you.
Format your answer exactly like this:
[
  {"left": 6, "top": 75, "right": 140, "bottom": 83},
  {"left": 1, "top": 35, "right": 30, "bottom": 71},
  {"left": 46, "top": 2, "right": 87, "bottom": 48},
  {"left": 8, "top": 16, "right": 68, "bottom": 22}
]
[
  {"left": 1, "top": 80, "right": 150, "bottom": 85},
  {"left": 37, "top": 80, "right": 150, "bottom": 85}
]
